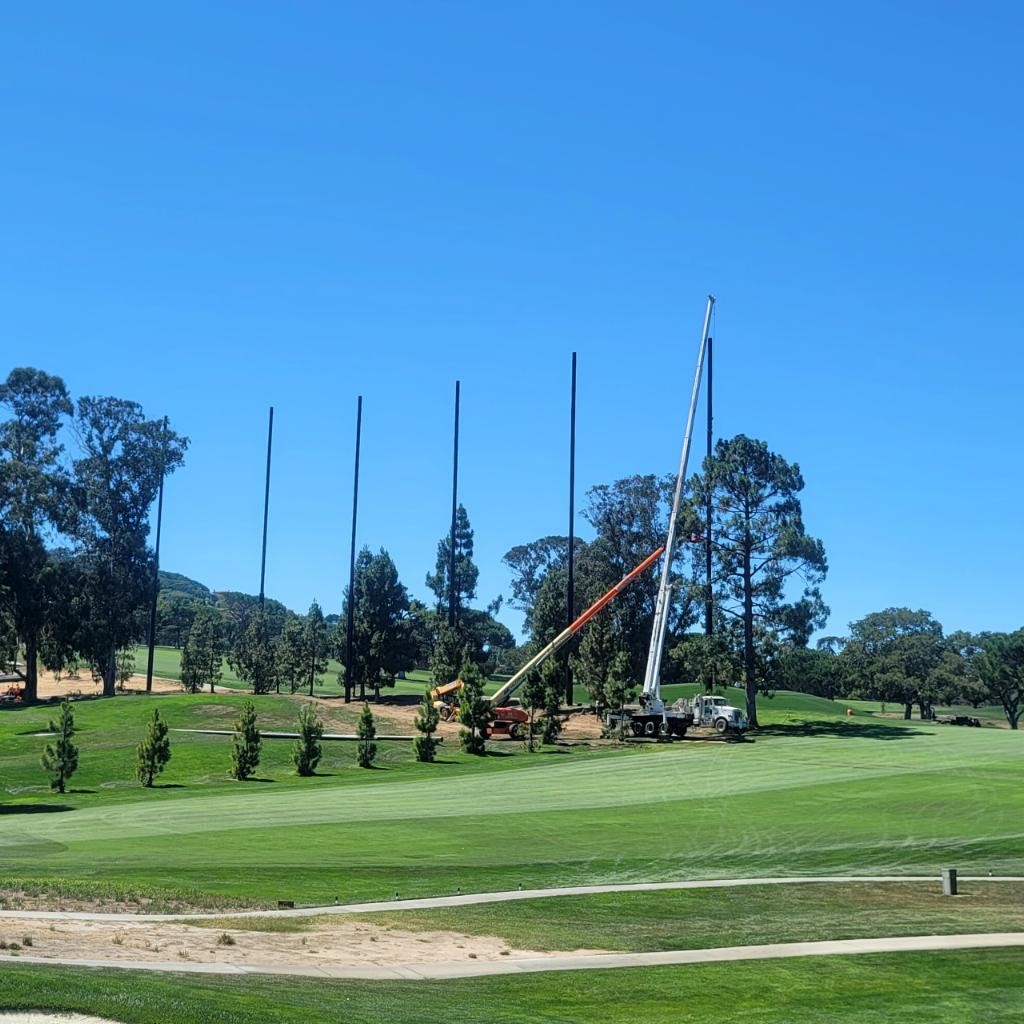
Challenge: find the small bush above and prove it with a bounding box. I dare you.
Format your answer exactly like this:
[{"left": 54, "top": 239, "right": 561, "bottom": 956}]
[
  {"left": 22, "top": 935, "right": 33, "bottom": 947},
  {"left": 216, "top": 932, "right": 236, "bottom": 946}
]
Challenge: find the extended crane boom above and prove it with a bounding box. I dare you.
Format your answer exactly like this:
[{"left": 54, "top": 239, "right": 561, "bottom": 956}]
[
  {"left": 641, "top": 295, "right": 714, "bottom": 709},
  {"left": 489, "top": 545, "right": 665, "bottom": 708}
]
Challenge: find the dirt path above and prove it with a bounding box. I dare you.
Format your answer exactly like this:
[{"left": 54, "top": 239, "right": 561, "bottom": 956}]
[
  {"left": 2, "top": 932, "right": 1023, "bottom": 980},
  {"left": 4, "top": 875, "right": 1023, "bottom": 921}
]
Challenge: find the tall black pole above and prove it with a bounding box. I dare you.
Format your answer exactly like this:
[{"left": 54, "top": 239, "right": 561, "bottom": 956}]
[
  {"left": 259, "top": 407, "right": 274, "bottom": 607},
  {"left": 704, "top": 337, "right": 714, "bottom": 640},
  {"left": 345, "top": 396, "right": 362, "bottom": 703},
  {"left": 145, "top": 416, "right": 169, "bottom": 693},
  {"left": 259, "top": 407, "right": 274, "bottom": 694},
  {"left": 566, "top": 352, "right": 577, "bottom": 704},
  {"left": 449, "top": 381, "right": 460, "bottom": 629}
]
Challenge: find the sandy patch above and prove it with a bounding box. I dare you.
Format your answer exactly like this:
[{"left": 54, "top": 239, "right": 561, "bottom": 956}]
[
  {"left": 308, "top": 696, "right": 463, "bottom": 738},
  {"left": 0, "top": 1016, "right": 121, "bottom": 1024},
  {"left": 13, "top": 669, "right": 184, "bottom": 700},
  {"left": 0, "top": 915, "right": 603, "bottom": 969}
]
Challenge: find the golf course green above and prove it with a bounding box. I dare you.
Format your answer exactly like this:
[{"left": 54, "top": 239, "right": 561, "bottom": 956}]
[{"left": 2, "top": 688, "right": 1022, "bottom": 1021}]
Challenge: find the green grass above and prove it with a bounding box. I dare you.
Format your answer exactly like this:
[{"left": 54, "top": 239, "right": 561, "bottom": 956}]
[
  {"left": 2, "top": 688, "right": 1023, "bottom": 908},
  {"left": 3, "top": 952, "right": 1024, "bottom": 1023},
  {"left": 349, "top": 882, "right": 1024, "bottom": 951}
]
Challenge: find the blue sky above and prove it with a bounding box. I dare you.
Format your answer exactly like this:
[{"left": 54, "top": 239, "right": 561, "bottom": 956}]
[{"left": 2, "top": 2, "right": 1021, "bottom": 641}]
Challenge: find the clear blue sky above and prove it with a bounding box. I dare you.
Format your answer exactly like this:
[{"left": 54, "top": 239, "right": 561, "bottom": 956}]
[{"left": 2, "top": 2, "right": 1021, "bottom": 641}]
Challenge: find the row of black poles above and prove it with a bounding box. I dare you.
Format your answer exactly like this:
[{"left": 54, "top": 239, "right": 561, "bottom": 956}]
[{"left": 147, "top": 337, "right": 711, "bottom": 707}]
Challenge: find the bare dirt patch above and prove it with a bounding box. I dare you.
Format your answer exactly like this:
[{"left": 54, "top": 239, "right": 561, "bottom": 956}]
[
  {"left": 0, "top": 1015, "right": 122, "bottom": 1024},
  {"left": 308, "top": 696, "right": 462, "bottom": 738},
  {"left": 0, "top": 915, "right": 604, "bottom": 969},
  {"left": 21, "top": 670, "right": 183, "bottom": 701}
]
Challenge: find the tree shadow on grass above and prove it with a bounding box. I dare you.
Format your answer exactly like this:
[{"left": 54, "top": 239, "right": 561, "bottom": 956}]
[
  {"left": 0, "top": 803, "right": 74, "bottom": 815},
  {"left": 755, "top": 719, "right": 928, "bottom": 741},
  {"left": 151, "top": 783, "right": 186, "bottom": 789}
]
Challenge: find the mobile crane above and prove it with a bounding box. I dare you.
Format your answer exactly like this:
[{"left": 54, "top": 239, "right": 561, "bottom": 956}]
[{"left": 608, "top": 295, "right": 747, "bottom": 739}]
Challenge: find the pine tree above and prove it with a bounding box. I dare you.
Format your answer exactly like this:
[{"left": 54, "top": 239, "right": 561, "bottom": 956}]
[
  {"left": 135, "top": 707, "right": 172, "bottom": 787},
  {"left": 292, "top": 703, "right": 323, "bottom": 776},
  {"left": 180, "top": 605, "right": 225, "bottom": 693},
  {"left": 275, "top": 614, "right": 307, "bottom": 694},
  {"left": 230, "top": 700, "right": 261, "bottom": 780},
  {"left": 430, "top": 621, "right": 467, "bottom": 688},
  {"left": 425, "top": 504, "right": 479, "bottom": 625},
  {"left": 520, "top": 669, "right": 547, "bottom": 752},
  {"left": 357, "top": 703, "right": 377, "bottom": 768},
  {"left": 540, "top": 658, "right": 563, "bottom": 745},
  {"left": 413, "top": 689, "right": 440, "bottom": 762},
  {"left": 458, "top": 661, "right": 490, "bottom": 755},
  {"left": 303, "top": 600, "right": 329, "bottom": 696},
  {"left": 605, "top": 650, "right": 636, "bottom": 739},
  {"left": 40, "top": 698, "right": 78, "bottom": 794}
]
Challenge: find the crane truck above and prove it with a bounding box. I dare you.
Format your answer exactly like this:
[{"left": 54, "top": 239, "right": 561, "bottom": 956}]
[
  {"left": 607, "top": 295, "right": 748, "bottom": 739},
  {"left": 431, "top": 546, "right": 665, "bottom": 738}
]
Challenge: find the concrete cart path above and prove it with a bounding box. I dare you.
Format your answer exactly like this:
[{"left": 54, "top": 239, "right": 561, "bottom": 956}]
[
  {"left": 2, "top": 875, "right": 1022, "bottom": 923},
  {"left": 2, "top": 932, "right": 1023, "bottom": 980}
]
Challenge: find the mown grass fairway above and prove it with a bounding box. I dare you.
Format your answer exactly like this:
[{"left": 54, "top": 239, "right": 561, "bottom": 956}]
[
  {"left": 1, "top": 691, "right": 1022, "bottom": 907},
  {"left": 3, "top": 952, "right": 1024, "bottom": 1023}
]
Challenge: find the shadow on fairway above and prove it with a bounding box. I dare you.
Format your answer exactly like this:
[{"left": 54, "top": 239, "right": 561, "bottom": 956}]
[
  {"left": 755, "top": 720, "right": 927, "bottom": 741},
  {"left": 152, "top": 783, "right": 186, "bottom": 789},
  {"left": 0, "top": 803, "right": 74, "bottom": 815}
]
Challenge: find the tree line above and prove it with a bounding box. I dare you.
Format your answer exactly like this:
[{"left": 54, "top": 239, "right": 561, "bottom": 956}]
[
  {"left": 5, "top": 365, "right": 1018, "bottom": 730},
  {"left": 505, "top": 434, "right": 1021, "bottom": 731}
]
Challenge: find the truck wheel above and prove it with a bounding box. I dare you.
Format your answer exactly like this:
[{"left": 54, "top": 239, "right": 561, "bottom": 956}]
[
  {"left": 631, "top": 721, "right": 643, "bottom": 737},
  {"left": 715, "top": 717, "right": 729, "bottom": 734},
  {"left": 507, "top": 722, "right": 523, "bottom": 740},
  {"left": 643, "top": 720, "right": 657, "bottom": 737}
]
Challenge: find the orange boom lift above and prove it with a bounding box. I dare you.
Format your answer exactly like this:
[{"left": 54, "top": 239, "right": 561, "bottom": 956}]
[{"left": 432, "top": 546, "right": 664, "bottom": 738}]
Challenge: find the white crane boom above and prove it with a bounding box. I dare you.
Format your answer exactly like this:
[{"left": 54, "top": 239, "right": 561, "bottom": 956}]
[{"left": 641, "top": 295, "right": 715, "bottom": 707}]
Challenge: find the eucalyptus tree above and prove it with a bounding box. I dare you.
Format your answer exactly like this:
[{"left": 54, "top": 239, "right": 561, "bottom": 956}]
[
  {"left": 71, "top": 396, "right": 187, "bottom": 695},
  {"left": 0, "top": 368, "right": 73, "bottom": 702}
]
